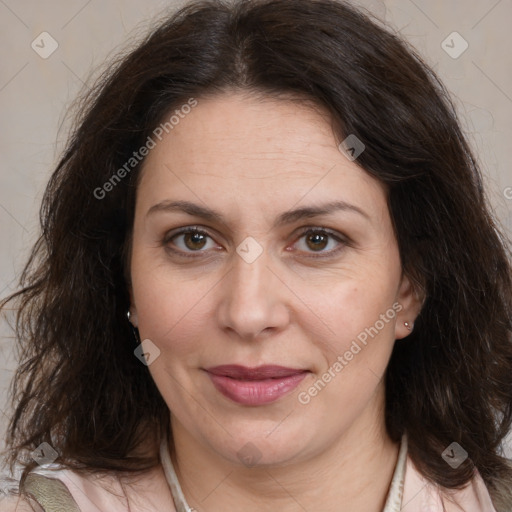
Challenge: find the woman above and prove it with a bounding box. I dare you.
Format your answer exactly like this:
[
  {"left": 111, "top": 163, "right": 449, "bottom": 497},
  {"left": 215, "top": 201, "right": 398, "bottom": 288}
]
[{"left": 1, "top": 0, "right": 512, "bottom": 510}]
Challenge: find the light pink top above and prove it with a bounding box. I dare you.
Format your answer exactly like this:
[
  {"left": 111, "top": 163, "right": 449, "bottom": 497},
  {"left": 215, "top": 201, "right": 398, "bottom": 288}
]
[{"left": 27, "top": 435, "right": 497, "bottom": 511}]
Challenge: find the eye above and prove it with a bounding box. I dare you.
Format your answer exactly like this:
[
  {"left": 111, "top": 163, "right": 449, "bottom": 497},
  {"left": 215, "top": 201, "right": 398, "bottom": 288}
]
[
  {"left": 163, "top": 227, "right": 220, "bottom": 256},
  {"left": 292, "top": 228, "right": 347, "bottom": 257},
  {"left": 163, "top": 226, "right": 348, "bottom": 259}
]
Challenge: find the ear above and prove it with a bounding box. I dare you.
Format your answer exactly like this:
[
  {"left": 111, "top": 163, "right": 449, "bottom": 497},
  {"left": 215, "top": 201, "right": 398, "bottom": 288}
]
[{"left": 394, "top": 273, "right": 424, "bottom": 340}]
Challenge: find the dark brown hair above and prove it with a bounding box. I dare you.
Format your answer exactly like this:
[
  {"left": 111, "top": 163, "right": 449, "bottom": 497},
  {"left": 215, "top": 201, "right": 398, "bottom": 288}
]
[{"left": 2, "top": 0, "right": 512, "bottom": 506}]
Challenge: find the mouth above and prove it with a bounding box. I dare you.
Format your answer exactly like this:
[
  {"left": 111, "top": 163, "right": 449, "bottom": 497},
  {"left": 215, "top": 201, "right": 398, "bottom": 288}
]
[{"left": 204, "top": 365, "right": 310, "bottom": 405}]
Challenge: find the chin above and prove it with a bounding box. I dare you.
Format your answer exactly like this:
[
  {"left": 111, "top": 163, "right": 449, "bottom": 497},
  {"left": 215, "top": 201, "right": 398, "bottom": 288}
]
[{"left": 204, "top": 423, "right": 320, "bottom": 469}]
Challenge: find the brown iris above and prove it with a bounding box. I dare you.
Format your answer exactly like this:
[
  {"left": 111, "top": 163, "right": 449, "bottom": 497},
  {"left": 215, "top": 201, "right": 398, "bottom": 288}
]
[
  {"left": 305, "top": 232, "right": 328, "bottom": 251},
  {"left": 184, "top": 231, "right": 207, "bottom": 250}
]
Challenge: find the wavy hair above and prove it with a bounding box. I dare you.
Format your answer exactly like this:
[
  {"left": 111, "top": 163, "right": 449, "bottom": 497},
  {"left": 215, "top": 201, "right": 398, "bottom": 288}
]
[{"left": 2, "top": 0, "right": 512, "bottom": 507}]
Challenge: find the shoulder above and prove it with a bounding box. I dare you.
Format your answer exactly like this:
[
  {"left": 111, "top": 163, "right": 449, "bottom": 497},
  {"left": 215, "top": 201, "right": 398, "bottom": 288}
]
[
  {"left": 402, "top": 455, "right": 500, "bottom": 512},
  {"left": 0, "top": 495, "right": 41, "bottom": 511},
  {"left": 18, "top": 464, "right": 130, "bottom": 512},
  {"left": 17, "top": 463, "right": 176, "bottom": 512}
]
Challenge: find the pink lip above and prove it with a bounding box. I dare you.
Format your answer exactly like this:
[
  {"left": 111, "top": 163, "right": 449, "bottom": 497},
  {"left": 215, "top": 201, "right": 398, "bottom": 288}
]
[{"left": 204, "top": 365, "right": 309, "bottom": 405}]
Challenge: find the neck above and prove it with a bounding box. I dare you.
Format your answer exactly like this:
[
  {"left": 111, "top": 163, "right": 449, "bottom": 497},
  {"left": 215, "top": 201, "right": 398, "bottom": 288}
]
[{"left": 169, "top": 389, "right": 399, "bottom": 512}]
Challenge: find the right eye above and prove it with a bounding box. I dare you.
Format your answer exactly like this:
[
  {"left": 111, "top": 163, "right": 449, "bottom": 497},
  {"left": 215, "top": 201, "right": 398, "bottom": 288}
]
[{"left": 163, "top": 227, "right": 222, "bottom": 257}]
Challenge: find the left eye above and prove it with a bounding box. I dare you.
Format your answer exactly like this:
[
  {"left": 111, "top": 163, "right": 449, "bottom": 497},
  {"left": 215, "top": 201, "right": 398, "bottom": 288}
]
[{"left": 294, "top": 229, "right": 344, "bottom": 254}]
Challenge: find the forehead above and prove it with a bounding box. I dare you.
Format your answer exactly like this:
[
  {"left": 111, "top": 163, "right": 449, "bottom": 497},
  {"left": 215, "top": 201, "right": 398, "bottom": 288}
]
[{"left": 136, "top": 92, "right": 387, "bottom": 222}]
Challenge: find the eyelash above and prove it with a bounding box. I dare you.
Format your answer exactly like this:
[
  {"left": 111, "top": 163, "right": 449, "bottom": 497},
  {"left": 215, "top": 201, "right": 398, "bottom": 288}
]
[{"left": 162, "top": 226, "right": 349, "bottom": 259}]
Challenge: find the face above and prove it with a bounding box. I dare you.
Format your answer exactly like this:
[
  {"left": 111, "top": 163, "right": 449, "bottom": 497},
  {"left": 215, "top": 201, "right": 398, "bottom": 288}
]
[{"left": 129, "top": 92, "right": 421, "bottom": 466}]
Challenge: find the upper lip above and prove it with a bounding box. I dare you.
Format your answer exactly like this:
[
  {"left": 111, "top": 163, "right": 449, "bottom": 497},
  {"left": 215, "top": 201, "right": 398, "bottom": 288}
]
[{"left": 205, "top": 365, "right": 308, "bottom": 380}]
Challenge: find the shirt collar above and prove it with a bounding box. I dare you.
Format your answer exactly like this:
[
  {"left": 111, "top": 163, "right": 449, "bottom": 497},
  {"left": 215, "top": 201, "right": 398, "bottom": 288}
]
[{"left": 160, "top": 433, "right": 408, "bottom": 512}]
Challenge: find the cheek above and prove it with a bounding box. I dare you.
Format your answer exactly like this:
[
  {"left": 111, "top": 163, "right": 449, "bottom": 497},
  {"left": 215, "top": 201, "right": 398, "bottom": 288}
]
[
  {"left": 130, "top": 256, "right": 219, "bottom": 359},
  {"left": 327, "top": 306, "right": 395, "bottom": 376},
  {"left": 294, "top": 264, "right": 400, "bottom": 353},
  {"left": 138, "top": 294, "right": 201, "bottom": 350},
  {"left": 336, "top": 296, "right": 399, "bottom": 385},
  {"left": 302, "top": 279, "right": 399, "bottom": 419}
]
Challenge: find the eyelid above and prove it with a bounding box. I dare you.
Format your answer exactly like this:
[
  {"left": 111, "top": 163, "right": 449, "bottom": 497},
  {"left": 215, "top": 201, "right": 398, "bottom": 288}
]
[
  {"left": 162, "top": 226, "right": 222, "bottom": 258},
  {"left": 162, "top": 225, "right": 213, "bottom": 243},
  {"left": 162, "top": 225, "right": 350, "bottom": 258},
  {"left": 291, "top": 226, "right": 349, "bottom": 258}
]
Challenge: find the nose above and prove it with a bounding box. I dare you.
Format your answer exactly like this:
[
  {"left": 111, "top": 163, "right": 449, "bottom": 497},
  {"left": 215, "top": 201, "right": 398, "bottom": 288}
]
[{"left": 216, "top": 248, "right": 291, "bottom": 340}]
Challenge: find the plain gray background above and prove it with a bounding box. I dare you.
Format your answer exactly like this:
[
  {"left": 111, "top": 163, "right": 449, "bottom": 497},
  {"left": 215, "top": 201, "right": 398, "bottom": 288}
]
[{"left": 1, "top": 0, "right": 511, "bottom": 476}]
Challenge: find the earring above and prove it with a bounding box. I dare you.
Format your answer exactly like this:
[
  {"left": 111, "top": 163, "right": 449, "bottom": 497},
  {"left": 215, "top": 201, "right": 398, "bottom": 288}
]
[
  {"left": 127, "top": 310, "right": 141, "bottom": 344},
  {"left": 404, "top": 321, "right": 413, "bottom": 332}
]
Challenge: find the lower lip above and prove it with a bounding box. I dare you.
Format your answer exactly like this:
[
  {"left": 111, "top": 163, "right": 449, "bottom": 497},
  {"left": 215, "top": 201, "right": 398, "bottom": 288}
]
[{"left": 207, "top": 372, "right": 308, "bottom": 405}]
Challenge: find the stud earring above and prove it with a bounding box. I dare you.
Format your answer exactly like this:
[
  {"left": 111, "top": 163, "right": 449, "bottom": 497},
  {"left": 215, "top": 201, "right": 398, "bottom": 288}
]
[{"left": 404, "top": 321, "right": 413, "bottom": 332}]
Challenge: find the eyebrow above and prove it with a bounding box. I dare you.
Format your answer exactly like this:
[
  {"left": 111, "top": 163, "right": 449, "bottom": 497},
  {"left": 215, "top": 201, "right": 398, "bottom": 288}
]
[{"left": 146, "top": 199, "right": 370, "bottom": 227}]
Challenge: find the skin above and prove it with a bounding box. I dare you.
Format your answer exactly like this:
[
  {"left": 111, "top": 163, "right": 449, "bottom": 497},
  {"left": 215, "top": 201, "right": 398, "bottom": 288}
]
[{"left": 128, "top": 91, "right": 423, "bottom": 512}]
